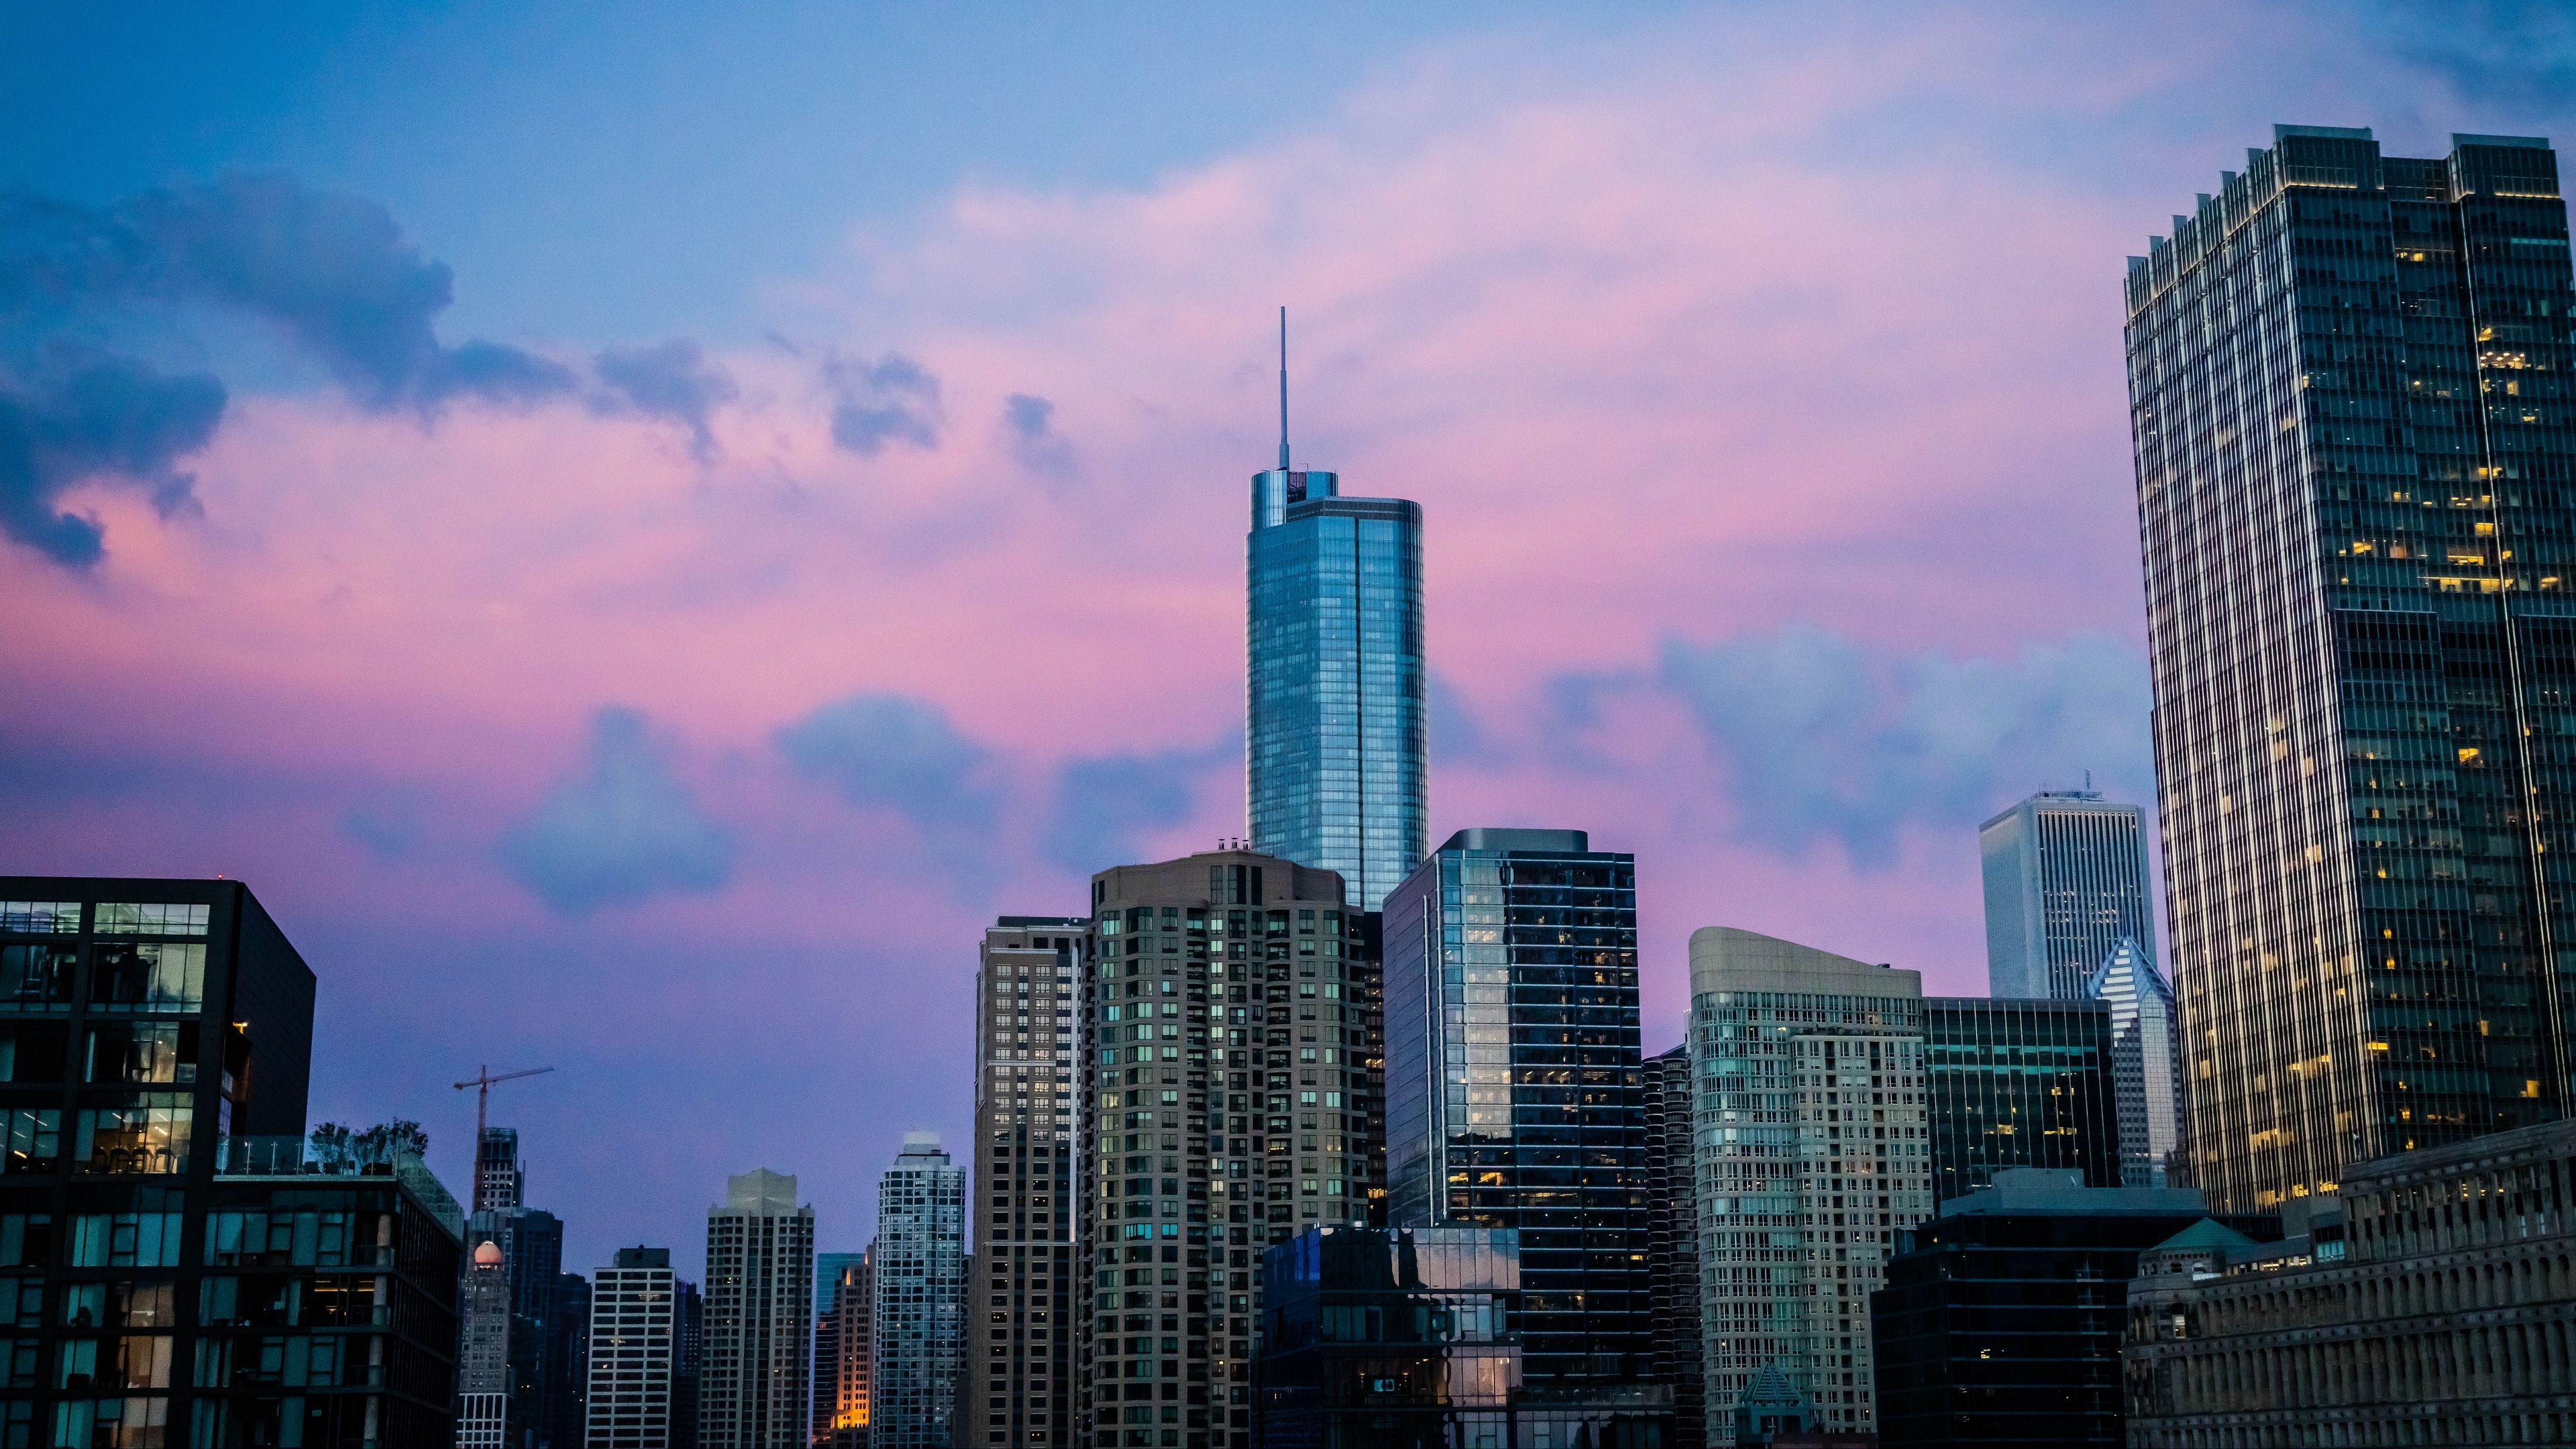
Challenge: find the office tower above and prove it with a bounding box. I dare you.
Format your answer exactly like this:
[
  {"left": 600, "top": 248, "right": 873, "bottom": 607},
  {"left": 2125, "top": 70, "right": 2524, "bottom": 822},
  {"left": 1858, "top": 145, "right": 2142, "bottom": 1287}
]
[
  {"left": 702, "top": 1169, "right": 817, "bottom": 1449},
  {"left": 0, "top": 880, "right": 468, "bottom": 1445},
  {"left": 673, "top": 1279, "right": 704, "bottom": 1449},
  {"left": 1980, "top": 790, "right": 2157, "bottom": 1001},
  {"left": 1079, "top": 849, "right": 1379, "bottom": 1449},
  {"left": 814, "top": 1252, "right": 872, "bottom": 1449},
  {"left": 871, "top": 1135, "right": 965, "bottom": 1449},
  {"left": 1244, "top": 337, "right": 1427, "bottom": 911},
  {"left": 1382, "top": 830, "right": 1656, "bottom": 1389},
  {"left": 1685, "top": 928, "right": 1933, "bottom": 1441},
  {"left": 463, "top": 1237, "right": 517, "bottom": 1449},
  {"left": 966, "top": 918, "right": 1084, "bottom": 1448},
  {"left": 1870, "top": 1169, "right": 2267, "bottom": 1447},
  {"left": 2127, "top": 126, "right": 2576, "bottom": 1211},
  {"left": 554, "top": 1272, "right": 594, "bottom": 1449},
  {"left": 1923, "top": 997, "right": 2122, "bottom": 1205},
  {"left": 1250, "top": 1226, "right": 1527, "bottom": 1445},
  {"left": 588, "top": 1247, "right": 680, "bottom": 1449},
  {"left": 480, "top": 1126, "right": 527, "bottom": 1212},
  {"left": 1640, "top": 1045, "right": 1705, "bottom": 1448},
  {"left": 812, "top": 1252, "right": 865, "bottom": 1449},
  {"left": 2089, "top": 938, "right": 2185, "bottom": 1187},
  {"left": 2123, "top": 1118, "right": 2576, "bottom": 1444}
]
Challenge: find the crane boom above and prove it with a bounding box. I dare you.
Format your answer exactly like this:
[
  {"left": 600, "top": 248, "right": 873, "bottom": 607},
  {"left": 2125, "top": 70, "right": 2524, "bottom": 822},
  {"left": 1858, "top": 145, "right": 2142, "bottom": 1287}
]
[{"left": 453, "top": 1065, "right": 555, "bottom": 1211}]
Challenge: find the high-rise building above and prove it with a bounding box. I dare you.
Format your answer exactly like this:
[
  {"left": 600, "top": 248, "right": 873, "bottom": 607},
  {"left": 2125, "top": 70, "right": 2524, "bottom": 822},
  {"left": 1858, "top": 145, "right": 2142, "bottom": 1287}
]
[
  {"left": 1383, "top": 830, "right": 1656, "bottom": 1389},
  {"left": 1980, "top": 790, "right": 2158, "bottom": 1002},
  {"left": 2088, "top": 938, "right": 2185, "bottom": 1187},
  {"left": 871, "top": 1135, "right": 965, "bottom": 1449},
  {"left": 1685, "top": 928, "right": 1933, "bottom": 1441},
  {"left": 701, "top": 1169, "right": 816, "bottom": 1449},
  {"left": 966, "top": 918, "right": 1083, "bottom": 1448},
  {"left": 1641, "top": 1044, "right": 1705, "bottom": 1448},
  {"left": 588, "top": 1247, "right": 680, "bottom": 1449},
  {"left": 464, "top": 1239, "right": 517, "bottom": 1449},
  {"left": 1079, "top": 849, "right": 1379, "bottom": 1449},
  {"left": 814, "top": 1251, "right": 872, "bottom": 1449},
  {"left": 2125, "top": 125, "right": 2576, "bottom": 1210},
  {"left": 0, "top": 879, "right": 468, "bottom": 1447},
  {"left": 1923, "top": 997, "right": 2122, "bottom": 1205},
  {"left": 1244, "top": 337, "right": 1427, "bottom": 912},
  {"left": 673, "top": 1279, "right": 704, "bottom": 1449},
  {"left": 553, "top": 1271, "right": 594, "bottom": 1449},
  {"left": 479, "top": 1126, "right": 527, "bottom": 1213}
]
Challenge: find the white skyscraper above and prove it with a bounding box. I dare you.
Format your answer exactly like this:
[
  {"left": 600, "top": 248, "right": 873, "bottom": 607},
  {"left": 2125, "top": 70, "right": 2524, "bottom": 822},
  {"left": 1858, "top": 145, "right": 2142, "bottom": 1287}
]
[
  {"left": 587, "top": 1246, "right": 680, "bottom": 1449},
  {"left": 701, "top": 1169, "right": 817, "bottom": 1449},
  {"left": 871, "top": 1134, "right": 965, "bottom": 1449},
  {"left": 1686, "top": 928, "right": 1933, "bottom": 1442},
  {"left": 2090, "top": 937, "right": 2185, "bottom": 1189},
  {"left": 1980, "top": 789, "right": 2158, "bottom": 1000}
]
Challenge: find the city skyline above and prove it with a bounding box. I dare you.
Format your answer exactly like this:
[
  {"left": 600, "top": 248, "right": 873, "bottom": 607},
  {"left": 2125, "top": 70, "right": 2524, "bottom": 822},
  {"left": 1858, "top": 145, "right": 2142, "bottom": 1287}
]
[{"left": 3, "top": 1, "right": 2569, "bottom": 1270}]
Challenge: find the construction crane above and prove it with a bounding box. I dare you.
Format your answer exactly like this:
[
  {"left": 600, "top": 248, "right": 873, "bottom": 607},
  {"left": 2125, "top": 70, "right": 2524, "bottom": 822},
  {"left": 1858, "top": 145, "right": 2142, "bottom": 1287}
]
[{"left": 454, "top": 1065, "right": 554, "bottom": 1210}]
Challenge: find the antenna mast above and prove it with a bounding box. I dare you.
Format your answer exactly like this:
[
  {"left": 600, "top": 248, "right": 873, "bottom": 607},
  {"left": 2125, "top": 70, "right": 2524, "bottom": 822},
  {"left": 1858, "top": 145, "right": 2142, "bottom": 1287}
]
[{"left": 1277, "top": 305, "right": 1290, "bottom": 472}]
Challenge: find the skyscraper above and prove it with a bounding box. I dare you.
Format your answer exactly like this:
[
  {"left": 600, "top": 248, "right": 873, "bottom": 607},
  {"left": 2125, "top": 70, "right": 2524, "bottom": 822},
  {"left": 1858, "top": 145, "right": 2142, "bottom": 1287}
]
[
  {"left": 811, "top": 1252, "right": 867, "bottom": 1449},
  {"left": 2090, "top": 938, "right": 2185, "bottom": 1188},
  {"left": 464, "top": 1240, "right": 516, "bottom": 1449},
  {"left": 1922, "top": 997, "right": 2122, "bottom": 1204},
  {"left": 1980, "top": 790, "right": 2158, "bottom": 1001},
  {"left": 701, "top": 1169, "right": 816, "bottom": 1449},
  {"left": 479, "top": 1126, "right": 527, "bottom": 1213},
  {"left": 588, "top": 1246, "right": 681, "bottom": 1449},
  {"left": 1685, "top": 928, "right": 1932, "bottom": 1442},
  {"left": 2126, "top": 126, "right": 2576, "bottom": 1210},
  {"left": 1079, "top": 849, "right": 1377, "bottom": 1449},
  {"left": 966, "top": 918, "right": 1083, "bottom": 1448},
  {"left": 1244, "top": 321, "right": 1427, "bottom": 910},
  {"left": 1382, "top": 829, "right": 1657, "bottom": 1391},
  {"left": 1641, "top": 1044, "right": 1706, "bottom": 1449},
  {"left": 814, "top": 1252, "right": 872, "bottom": 1449},
  {"left": 871, "top": 1135, "right": 965, "bottom": 1449}
]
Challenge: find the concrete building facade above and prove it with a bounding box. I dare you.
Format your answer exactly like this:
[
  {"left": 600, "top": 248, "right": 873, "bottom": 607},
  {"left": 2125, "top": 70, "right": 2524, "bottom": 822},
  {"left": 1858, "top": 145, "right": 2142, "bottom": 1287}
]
[
  {"left": 1979, "top": 790, "right": 2158, "bottom": 1002},
  {"left": 587, "top": 1247, "right": 680, "bottom": 1449},
  {"left": 700, "top": 1170, "right": 816, "bottom": 1449}
]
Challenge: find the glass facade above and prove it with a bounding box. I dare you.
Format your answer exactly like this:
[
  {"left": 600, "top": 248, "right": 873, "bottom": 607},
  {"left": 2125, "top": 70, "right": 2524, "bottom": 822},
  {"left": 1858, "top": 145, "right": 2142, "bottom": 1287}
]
[
  {"left": 1639, "top": 1046, "right": 1703, "bottom": 1449},
  {"left": 1246, "top": 469, "right": 1427, "bottom": 912},
  {"left": 2088, "top": 939, "right": 2185, "bottom": 1188},
  {"left": 869, "top": 1142, "right": 963, "bottom": 1449},
  {"left": 1381, "top": 830, "right": 1655, "bottom": 1391},
  {"left": 1077, "top": 851, "right": 1380, "bottom": 1449},
  {"left": 1684, "top": 928, "right": 1933, "bottom": 1442},
  {"left": 1979, "top": 791, "right": 2159, "bottom": 1000},
  {"left": 1251, "top": 1226, "right": 1523, "bottom": 1449},
  {"left": 2126, "top": 127, "right": 2576, "bottom": 1211},
  {"left": 1923, "top": 998, "right": 2121, "bottom": 1207}
]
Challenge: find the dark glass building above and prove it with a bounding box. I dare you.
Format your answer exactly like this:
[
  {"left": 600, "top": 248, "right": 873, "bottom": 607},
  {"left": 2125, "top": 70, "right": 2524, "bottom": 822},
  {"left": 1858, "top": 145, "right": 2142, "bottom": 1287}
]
[
  {"left": 1382, "top": 830, "right": 1656, "bottom": 1389},
  {"left": 1639, "top": 1046, "right": 1703, "bottom": 1448},
  {"left": 1250, "top": 1225, "right": 1521, "bottom": 1449},
  {"left": 1923, "top": 998, "right": 2121, "bottom": 1205},
  {"left": 1870, "top": 1169, "right": 2271, "bottom": 1447},
  {"left": 2125, "top": 126, "right": 2576, "bottom": 1212},
  {"left": 1246, "top": 461, "right": 1426, "bottom": 912},
  {"left": 0, "top": 876, "right": 465, "bottom": 1448}
]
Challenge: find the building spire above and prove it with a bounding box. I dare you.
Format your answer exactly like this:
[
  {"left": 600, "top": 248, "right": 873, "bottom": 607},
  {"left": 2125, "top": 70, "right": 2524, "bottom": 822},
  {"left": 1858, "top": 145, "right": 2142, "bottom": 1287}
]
[{"left": 1278, "top": 305, "right": 1290, "bottom": 472}]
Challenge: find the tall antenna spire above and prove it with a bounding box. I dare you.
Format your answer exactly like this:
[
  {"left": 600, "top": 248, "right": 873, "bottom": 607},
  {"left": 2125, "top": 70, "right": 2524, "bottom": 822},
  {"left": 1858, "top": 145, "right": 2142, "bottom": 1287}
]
[{"left": 1277, "top": 305, "right": 1290, "bottom": 472}]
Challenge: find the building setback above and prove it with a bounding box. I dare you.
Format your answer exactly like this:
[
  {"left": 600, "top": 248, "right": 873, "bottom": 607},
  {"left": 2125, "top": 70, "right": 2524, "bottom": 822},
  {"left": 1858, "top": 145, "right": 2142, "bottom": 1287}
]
[
  {"left": 1980, "top": 790, "right": 2159, "bottom": 1002},
  {"left": 2125, "top": 126, "right": 2576, "bottom": 1211},
  {"left": 1923, "top": 997, "right": 2122, "bottom": 1204},
  {"left": 872, "top": 1136, "right": 965, "bottom": 1449},
  {"left": 700, "top": 1169, "right": 816, "bottom": 1449},
  {"left": 1079, "top": 849, "right": 1379, "bottom": 1449},
  {"left": 2123, "top": 1118, "right": 2576, "bottom": 1444},
  {"left": 1382, "top": 829, "right": 1658, "bottom": 1399},
  {"left": 965, "top": 918, "right": 1084, "bottom": 1448},
  {"left": 588, "top": 1247, "right": 681, "bottom": 1449},
  {"left": 1685, "top": 927, "right": 1932, "bottom": 1442},
  {"left": 1244, "top": 431, "right": 1428, "bottom": 912}
]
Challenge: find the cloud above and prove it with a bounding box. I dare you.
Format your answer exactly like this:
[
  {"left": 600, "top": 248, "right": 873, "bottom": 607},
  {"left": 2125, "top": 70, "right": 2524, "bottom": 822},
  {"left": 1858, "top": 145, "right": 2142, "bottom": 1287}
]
[
  {"left": 774, "top": 691, "right": 998, "bottom": 837},
  {"left": 1428, "top": 672, "right": 1503, "bottom": 767},
  {"left": 824, "top": 350, "right": 942, "bottom": 455},
  {"left": 2371, "top": 0, "right": 2576, "bottom": 109},
  {"left": 1001, "top": 392, "right": 1075, "bottom": 478},
  {"left": 591, "top": 339, "right": 739, "bottom": 460},
  {"left": 0, "top": 171, "right": 572, "bottom": 413},
  {"left": 500, "top": 706, "right": 737, "bottom": 913},
  {"left": 0, "top": 346, "right": 225, "bottom": 566},
  {"left": 1655, "top": 627, "right": 2153, "bottom": 867},
  {"left": 1040, "top": 736, "right": 1238, "bottom": 873}
]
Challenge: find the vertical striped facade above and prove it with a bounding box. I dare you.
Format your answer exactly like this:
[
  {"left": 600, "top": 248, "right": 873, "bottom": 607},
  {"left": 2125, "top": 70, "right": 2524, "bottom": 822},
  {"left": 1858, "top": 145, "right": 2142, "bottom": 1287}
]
[{"left": 1981, "top": 791, "right": 2158, "bottom": 1001}]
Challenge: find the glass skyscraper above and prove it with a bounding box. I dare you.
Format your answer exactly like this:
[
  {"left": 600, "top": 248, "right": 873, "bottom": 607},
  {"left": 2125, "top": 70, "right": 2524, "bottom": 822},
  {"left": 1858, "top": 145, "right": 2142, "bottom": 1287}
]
[
  {"left": 1979, "top": 790, "right": 2158, "bottom": 1000},
  {"left": 1381, "top": 830, "right": 1656, "bottom": 1391},
  {"left": 1921, "top": 997, "right": 2121, "bottom": 1205},
  {"left": 2126, "top": 126, "right": 2576, "bottom": 1212},
  {"left": 1246, "top": 464, "right": 1426, "bottom": 912}
]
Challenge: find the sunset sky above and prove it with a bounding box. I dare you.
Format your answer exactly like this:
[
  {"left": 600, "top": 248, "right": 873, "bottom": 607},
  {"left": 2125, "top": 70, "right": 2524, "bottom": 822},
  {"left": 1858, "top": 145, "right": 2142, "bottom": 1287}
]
[{"left": 3, "top": 0, "right": 2566, "bottom": 1274}]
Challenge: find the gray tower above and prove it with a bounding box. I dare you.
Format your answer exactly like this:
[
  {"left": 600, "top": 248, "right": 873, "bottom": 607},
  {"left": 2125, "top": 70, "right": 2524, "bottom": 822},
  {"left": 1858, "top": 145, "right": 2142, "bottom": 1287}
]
[
  {"left": 1980, "top": 789, "right": 2157, "bottom": 1000},
  {"left": 2127, "top": 127, "right": 2576, "bottom": 1212},
  {"left": 1245, "top": 313, "right": 1427, "bottom": 910},
  {"left": 700, "top": 1170, "right": 816, "bottom": 1449}
]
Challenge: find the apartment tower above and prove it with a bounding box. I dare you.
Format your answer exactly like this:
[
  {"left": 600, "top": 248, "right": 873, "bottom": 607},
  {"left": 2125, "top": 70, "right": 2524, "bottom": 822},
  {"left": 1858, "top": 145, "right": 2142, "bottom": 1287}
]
[
  {"left": 700, "top": 1169, "right": 816, "bottom": 1449},
  {"left": 871, "top": 1135, "right": 965, "bottom": 1449},
  {"left": 2126, "top": 126, "right": 2576, "bottom": 1210},
  {"left": 587, "top": 1247, "right": 681, "bottom": 1449}
]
